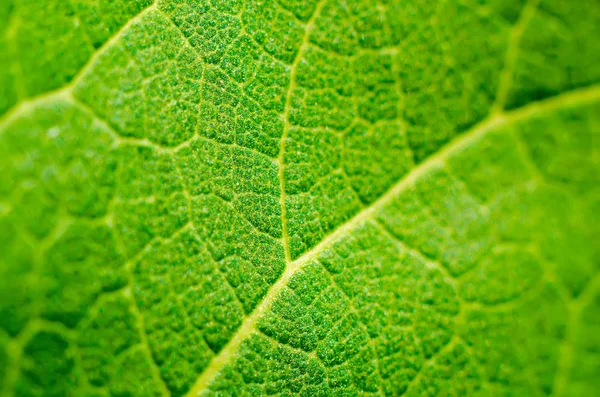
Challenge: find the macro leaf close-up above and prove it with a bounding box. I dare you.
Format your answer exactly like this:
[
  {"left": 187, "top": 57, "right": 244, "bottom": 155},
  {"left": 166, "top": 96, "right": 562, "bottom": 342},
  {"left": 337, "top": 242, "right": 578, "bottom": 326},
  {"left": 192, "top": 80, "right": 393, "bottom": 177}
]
[{"left": 0, "top": 0, "right": 599, "bottom": 396}]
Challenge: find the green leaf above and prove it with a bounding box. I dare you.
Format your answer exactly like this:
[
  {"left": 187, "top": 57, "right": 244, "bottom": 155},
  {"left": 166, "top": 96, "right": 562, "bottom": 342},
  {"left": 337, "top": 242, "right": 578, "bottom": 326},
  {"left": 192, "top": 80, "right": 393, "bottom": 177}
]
[{"left": 1, "top": 0, "right": 598, "bottom": 396}]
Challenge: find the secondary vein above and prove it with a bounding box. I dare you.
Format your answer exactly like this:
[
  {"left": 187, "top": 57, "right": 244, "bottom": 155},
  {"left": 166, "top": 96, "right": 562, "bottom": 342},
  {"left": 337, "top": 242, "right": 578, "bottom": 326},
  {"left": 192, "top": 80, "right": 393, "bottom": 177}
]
[
  {"left": 277, "top": 0, "right": 327, "bottom": 264},
  {"left": 0, "top": 2, "right": 157, "bottom": 130}
]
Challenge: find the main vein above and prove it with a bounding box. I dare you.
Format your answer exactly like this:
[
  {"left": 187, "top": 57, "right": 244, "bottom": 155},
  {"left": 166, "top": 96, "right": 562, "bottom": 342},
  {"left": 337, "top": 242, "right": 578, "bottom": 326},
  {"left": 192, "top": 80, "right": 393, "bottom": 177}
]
[{"left": 184, "top": 83, "right": 600, "bottom": 397}]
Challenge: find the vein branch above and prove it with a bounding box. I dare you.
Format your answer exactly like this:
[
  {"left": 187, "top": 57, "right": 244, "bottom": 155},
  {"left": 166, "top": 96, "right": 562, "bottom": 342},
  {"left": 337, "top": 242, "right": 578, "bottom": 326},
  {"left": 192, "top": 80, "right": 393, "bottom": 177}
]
[
  {"left": 0, "top": 2, "right": 157, "bottom": 130},
  {"left": 492, "top": 0, "right": 541, "bottom": 112},
  {"left": 277, "top": 0, "right": 327, "bottom": 264}
]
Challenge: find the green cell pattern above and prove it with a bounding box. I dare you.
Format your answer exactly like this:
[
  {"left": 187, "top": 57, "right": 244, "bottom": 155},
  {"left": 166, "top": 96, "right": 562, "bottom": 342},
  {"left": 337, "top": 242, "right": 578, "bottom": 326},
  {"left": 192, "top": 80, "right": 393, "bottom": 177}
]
[{"left": 0, "top": 0, "right": 598, "bottom": 396}]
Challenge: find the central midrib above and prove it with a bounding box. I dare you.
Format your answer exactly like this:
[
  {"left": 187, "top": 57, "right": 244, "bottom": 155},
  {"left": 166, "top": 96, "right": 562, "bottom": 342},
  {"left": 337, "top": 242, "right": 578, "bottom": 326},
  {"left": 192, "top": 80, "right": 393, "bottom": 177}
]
[{"left": 184, "top": 83, "right": 600, "bottom": 397}]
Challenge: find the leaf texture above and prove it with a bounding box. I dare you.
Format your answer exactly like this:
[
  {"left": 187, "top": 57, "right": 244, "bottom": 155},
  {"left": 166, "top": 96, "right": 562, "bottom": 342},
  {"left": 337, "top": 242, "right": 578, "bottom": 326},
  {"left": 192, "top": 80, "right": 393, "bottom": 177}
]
[{"left": 0, "top": 0, "right": 598, "bottom": 396}]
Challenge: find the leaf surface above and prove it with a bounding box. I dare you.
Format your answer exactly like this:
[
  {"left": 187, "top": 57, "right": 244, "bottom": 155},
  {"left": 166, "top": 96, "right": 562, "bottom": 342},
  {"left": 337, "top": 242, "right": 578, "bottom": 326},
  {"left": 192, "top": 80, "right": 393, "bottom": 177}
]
[{"left": 0, "top": 0, "right": 598, "bottom": 396}]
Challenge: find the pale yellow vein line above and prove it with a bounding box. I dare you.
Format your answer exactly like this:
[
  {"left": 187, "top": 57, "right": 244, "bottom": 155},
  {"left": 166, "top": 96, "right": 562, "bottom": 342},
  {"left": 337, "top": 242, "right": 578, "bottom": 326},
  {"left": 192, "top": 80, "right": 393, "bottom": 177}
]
[
  {"left": 277, "top": 0, "right": 327, "bottom": 263},
  {"left": 492, "top": 0, "right": 541, "bottom": 112},
  {"left": 403, "top": 335, "right": 462, "bottom": 396},
  {"left": 316, "top": 255, "right": 387, "bottom": 396},
  {"left": 2, "top": 319, "right": 77, "bottom": 397},
  {"left": 184, "top": 83, "right": 600, "bottom": 397},
  {"left": 5, "top": 7, "right": 27, "bottom": 101},
  {"left": 0, "top": 2, "right": 157, "bottom": 130},
  {"left": 553, "top": 273, "right": 600, "bottom": 397}
]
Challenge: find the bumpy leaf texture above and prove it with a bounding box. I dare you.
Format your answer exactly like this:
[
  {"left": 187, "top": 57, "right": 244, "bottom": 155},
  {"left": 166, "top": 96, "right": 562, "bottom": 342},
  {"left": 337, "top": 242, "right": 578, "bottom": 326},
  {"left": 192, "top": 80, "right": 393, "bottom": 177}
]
[{"left": 0, "top": 0, "right": 599, "bottom": 396}]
